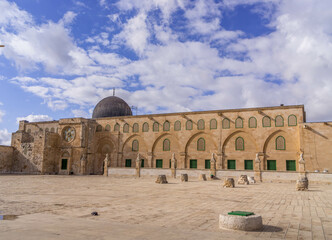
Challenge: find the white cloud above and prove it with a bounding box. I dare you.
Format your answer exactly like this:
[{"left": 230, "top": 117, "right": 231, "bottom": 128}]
[
  {"left": 16, "top": 114, "right": 53, "bottom": 123},
  {"left": 0, "top": 109, "right": 4, "bottom": 122},
  {"left": 0, "top": 128, "right": 11, "bottom": 146}
]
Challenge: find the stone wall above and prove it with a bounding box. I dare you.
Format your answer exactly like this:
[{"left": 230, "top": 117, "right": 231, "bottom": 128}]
[
  {"left": 301, "top": 122, "right": 332, "bottom": 172},
  {"left": 0, "top": 145, "right": 14, "bottom": 173}
]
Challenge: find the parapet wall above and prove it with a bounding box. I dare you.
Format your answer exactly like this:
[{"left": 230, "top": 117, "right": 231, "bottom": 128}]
[
  {"left": 108, "top": 168, "right": 332, "bottom": 183},
  {"left": 0, "top": 145, "right": 14, "bottom": 173}
]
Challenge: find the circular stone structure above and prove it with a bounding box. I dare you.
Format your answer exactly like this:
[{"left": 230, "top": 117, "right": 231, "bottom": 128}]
[
  {"left": 219, "top": 214, "right": 263, "bottom": 231},
  {"left": 92, "top": 96, "right": 132, "bottom": 118}
]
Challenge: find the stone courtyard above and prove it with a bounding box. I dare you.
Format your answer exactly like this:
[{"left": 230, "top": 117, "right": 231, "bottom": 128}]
[{"left": 0, "top": 175, "right": 331, "bottom": 240}]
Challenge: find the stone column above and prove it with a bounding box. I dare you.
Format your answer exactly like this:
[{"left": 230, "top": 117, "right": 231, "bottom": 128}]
[
  {"left": 171, "top": 153, "right": 177, "bottom": 178},
  {"left": 103, "top": 153, "right": 109, "bottom": 177},
  {"left": 217, "top": 152, "right": 223, "bottom": 170},
  {"left": 80, "top": 153, "right": 87, "bottom": 175},
  {"left": 298, "top": 152, "right": 306, "bottom": 177},
  {"left": 179, "top": 152, "right": 186, "bottom": 169},
  {"left": 254, "top": 153, "right": 262, "bottom": 182},
  {"left": 136, "top": 153, "right": 141, "bottom": 178},
  {"left": 147, "top": 152, "right": 153, "bottom": 168},
  {"left": 210, "top": 153, "right": 216, "bottom": 177}
]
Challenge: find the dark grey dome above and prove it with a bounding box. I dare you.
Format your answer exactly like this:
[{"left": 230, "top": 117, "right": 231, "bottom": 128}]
[{"left": 92, "top": 96, "right": 132, "bottom": 118}]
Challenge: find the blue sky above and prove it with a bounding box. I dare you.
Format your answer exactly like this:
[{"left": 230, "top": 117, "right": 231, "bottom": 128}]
[{"left": 1, "top": 0, "right": 332, "bottom": 145}]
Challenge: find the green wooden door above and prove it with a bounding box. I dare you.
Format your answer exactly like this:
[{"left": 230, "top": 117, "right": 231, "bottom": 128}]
[
  {"left": 267, "top": 160, "right": 276, "bottom": 170},
  {"left": 61, "top": 159, "right": 68, "bottom": 170},
  {"left": 156, "top": 159, "right": 163, "bottom": 168},
  {"left": 190, "top": 159, "right": 197, "bottom": 169},
  {"left": 141, "top": 159, "right": 144, "bottom": 168},
  {"left": 244, "top": 160, "right": 253, "bottom": 170},
  {"left": 205, "top": 160, "right": 210, "bottom": 169},
  {"left": 286, "top": 160, "right": 296, "bottom": 171},
  {"left": 227, "top": 160, "right": 236, "bottom": 169},
  {"left": 125, "top": 159, "right": 132, "bottom": 167}
]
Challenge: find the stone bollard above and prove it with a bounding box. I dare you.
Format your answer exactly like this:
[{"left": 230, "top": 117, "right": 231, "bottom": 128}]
[
  {"left": 237, "top": 175, "right": 249, "bottom": 185},
  {"left": 248, "top": 176, "right": 256, "bottom": 184},
  {"left": 219, "top": 212, "right": 263, "bottom": 231},
  {"left": 155, "top": 175, "right": 168, "bottom": 184},
  {"left": 199, "top": 174, "right": 207, "bottom": 181},
  {"left": 296, "top": 177, "right": 308, "bottom": 191},
  {"left": 223, "top": 178, "right": 235, "bottom": 188},
  {"left": 181, "top": 174, "right": 188, "bottom": 182}
]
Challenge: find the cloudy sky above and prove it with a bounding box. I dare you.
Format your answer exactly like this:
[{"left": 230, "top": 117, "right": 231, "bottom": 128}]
[{"left": 0, "top": 0, "right": 332, "bottom": 145}]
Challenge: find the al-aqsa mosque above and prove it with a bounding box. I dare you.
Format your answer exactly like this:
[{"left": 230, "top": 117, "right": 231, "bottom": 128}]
[{"left": 0, "top": 95, "right": 331, "bottom": 182}]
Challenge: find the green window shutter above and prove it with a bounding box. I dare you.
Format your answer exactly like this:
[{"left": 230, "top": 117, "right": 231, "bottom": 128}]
[
  {"left": 141, "top": 159, "right": 144, "bottom": 168},
  {"left": 156, "top": 159, "right": 163, "bottom": 168},
  {"left": 61, "top": 159, "right": 68, "bottom": 170},
  {"left": 205, "top": 160, "right": 210, "bottom": 169},
  {"left": 286, "top": 160, "right": 296, "bottom": 171},
  {"left": 190, "top": 159, "right": 197, "bottom": 169},
  {"left": 227, "top": 160, "right": 236, "bottom": 170},
  {"left": 267, "top": 160, "right": 276, "bottom": 170},
  {"left": 125, "top": 159, "right": 132, "bottom": 168},
  {"left": 244, "top": 160, "right": 253, "bottom": 170}
]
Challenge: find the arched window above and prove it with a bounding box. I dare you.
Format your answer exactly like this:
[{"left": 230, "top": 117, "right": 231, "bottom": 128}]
[
  {"left": 276, "top": 136, "right": 285, "bottom": 150},
  {"left": 174, "top": 120, "right": 181, "bottom": 131},
  {"left": 50, "top": 127, "right": 55, "bottom": 133},
  {"left": 197, "top": 119, "right": 205, "bottom": 130},
  {"left": 45, "top": 128, "right": 49, "bottom": 132},
  {"left": 262, "top": 116, "right": 271, "bottom": 127},
  {"left": 210, "top": 119, "right": 217, "bottom": 129},
  {"left": 235, "top": 117, "right": 243, "bottom": 128},
  {"left": 222, "top": 118, "right": 230, "bottom": 129},
  {"left": 123, "top": 123, "right": 129, "bottom": 133},
  {"left": 105, "top": 124, "right": 110, "bottom": 132},
  {"left": 132, "top": 140, "right": 139, "bottom": 151},
  {"left": 275, "top": 115, "right": 284, "bottom": 127},
  {"left": 96, "top": 125, "right": 102, "bottom": 132},
  {"left": 153, "top": 122, "right": 159, "bottom": 132},
  {"left": 133, "top": 123, "right": 139, "bottom": 132},
  {"left": 114, "top": 123, "right": 120, "bottom": 132},
  {"left": 163, "top": 121, "right": 170, "bottom": 131},
  {"left": 288, "top": 115, "right": 297, "bottom": 126},
  {"left": 163, "top": 139, "right": 170, "bottom": 151},
  {"left": 197, "top": 138, "right": 205, "bottom": 151},
  {"left": 142, "top": 122, "right": 149, "bottom": 132},
  {"left": 248, "top": 117, "right": 257, "bottom": 128},
  {"left": 235, "top": 137, "right": 244, "bottom": 151},
  {"left": 186, "top": 120, "right": 193, "bottom": 130}
]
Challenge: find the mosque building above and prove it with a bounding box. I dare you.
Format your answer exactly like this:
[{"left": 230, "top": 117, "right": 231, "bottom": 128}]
[{"left": 0, "top": 95, "right": 331, "bottom": 181}]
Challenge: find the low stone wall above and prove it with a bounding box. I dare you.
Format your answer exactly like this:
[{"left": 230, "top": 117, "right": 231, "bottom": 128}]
[
  {"left": 107, "top": 168, "right": 332, "bottom": 183},
  {"left": 0, "top": 145, "right": 14, "bottom": 173}
]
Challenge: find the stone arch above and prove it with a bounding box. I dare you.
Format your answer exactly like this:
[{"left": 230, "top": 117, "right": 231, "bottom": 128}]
[
  {"left": 262, "top": 130, "right": 298, "bottom": 171},
  {"left": 222, "top": 130, "right": 258, "bottom": 170},
  {"left": 185, "top": 132, "right": 217, "bottom": 169},
  {"left": 121, "top": 134, "right": 148, "bottom": 168},
  {"left": 94, "top": 137, "right": 116, "bottom": 174},
  {"left": 151, "top": 133, "right": 180, "bottom": 168}
]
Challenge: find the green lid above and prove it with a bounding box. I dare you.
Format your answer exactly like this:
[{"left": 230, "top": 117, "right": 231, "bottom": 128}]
[{"left": 228, "top": 211, "right": 254, "bottom": 216}]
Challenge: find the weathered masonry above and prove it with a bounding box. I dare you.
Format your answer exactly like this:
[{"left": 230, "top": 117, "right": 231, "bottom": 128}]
[{"left": 0, "top": 96, "right": 331, "bottom": 182}]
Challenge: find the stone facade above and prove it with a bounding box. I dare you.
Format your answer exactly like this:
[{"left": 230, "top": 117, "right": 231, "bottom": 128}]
[{"left": 1, "top": 104, "right": 332, "bottom": 178}]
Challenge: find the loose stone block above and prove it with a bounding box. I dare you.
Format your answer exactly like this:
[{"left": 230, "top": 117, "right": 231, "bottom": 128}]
[
  {"left": 237, "top": 175, "right": 249, "bottom": 185},
  {"left": 181, "top": 174, "right": 188, "bottom": 182},
  {"left": 219, "top": 213, "right": 263, "bottom": 231},
  {"left": 155, "top": 175, "right": 168, "bottom": 184},
  {"left": 199, "top": 174, "right": 207, "bottom": 181},
  {"left": 223, "top": 178, "right": 235, "bottom": 188},
  {"left": 248, "top": 176, "right": 256, "bottom": 184},
  {"left": 296, "top": 177, "right": 308, "bottom": 191}
]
